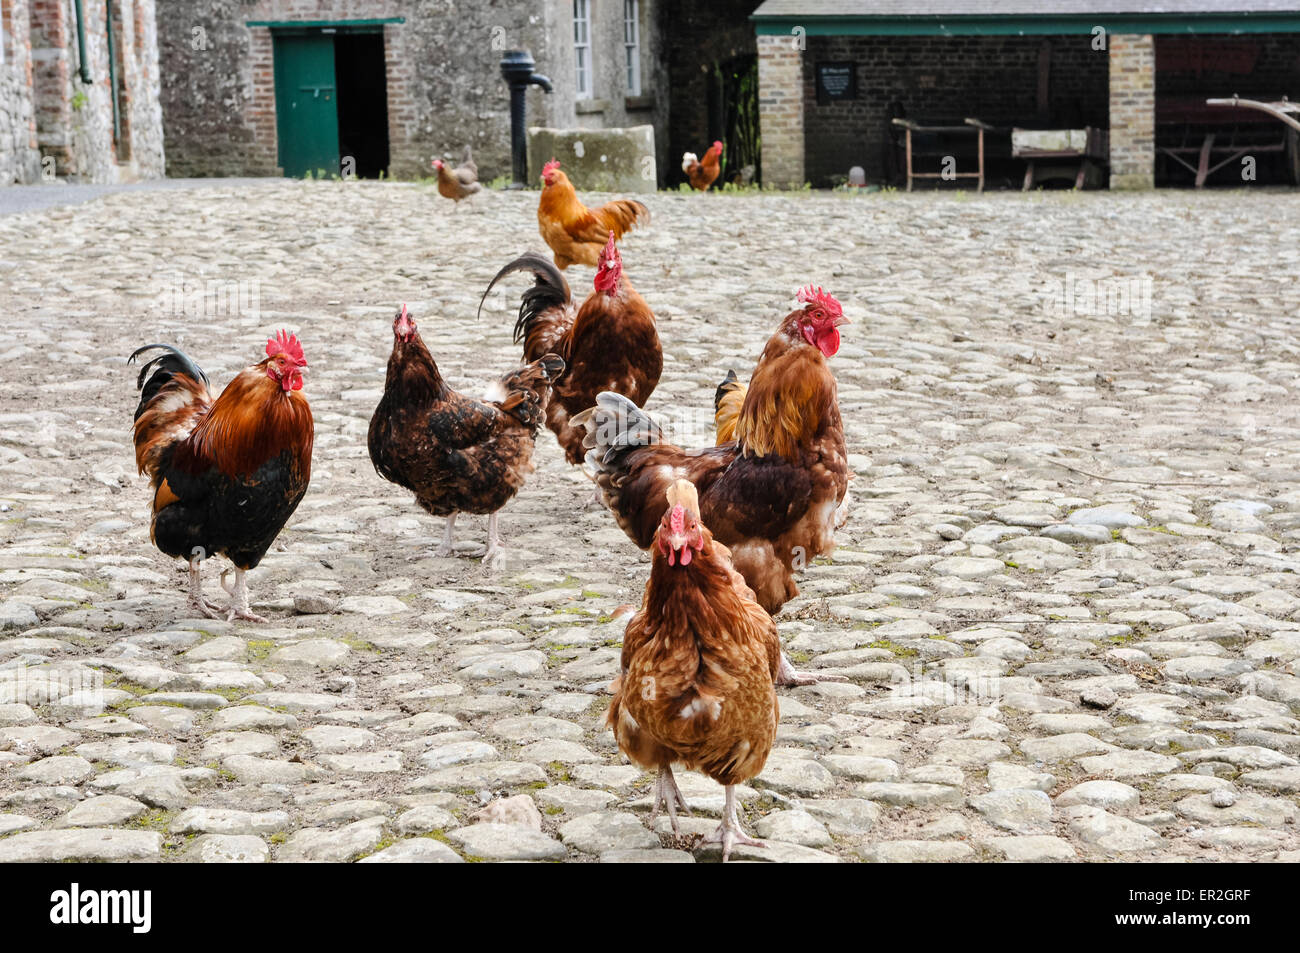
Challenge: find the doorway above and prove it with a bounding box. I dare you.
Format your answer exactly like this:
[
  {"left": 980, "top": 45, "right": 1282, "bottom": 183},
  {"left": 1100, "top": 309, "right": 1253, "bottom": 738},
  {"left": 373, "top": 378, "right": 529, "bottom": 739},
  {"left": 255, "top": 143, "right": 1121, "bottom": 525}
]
[{"left": 272, "top": 27, "right": 390, "bottom": 179}]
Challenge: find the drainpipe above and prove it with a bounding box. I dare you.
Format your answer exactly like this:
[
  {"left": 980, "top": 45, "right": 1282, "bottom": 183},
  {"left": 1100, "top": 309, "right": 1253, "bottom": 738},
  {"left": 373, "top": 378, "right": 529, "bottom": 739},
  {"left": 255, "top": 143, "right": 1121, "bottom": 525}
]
[
  {"left": 105, "top": 0, "right": 122, "bottom": 146},
  {"left": 73, "top": 0, "right": 93, "bottom": 84}
]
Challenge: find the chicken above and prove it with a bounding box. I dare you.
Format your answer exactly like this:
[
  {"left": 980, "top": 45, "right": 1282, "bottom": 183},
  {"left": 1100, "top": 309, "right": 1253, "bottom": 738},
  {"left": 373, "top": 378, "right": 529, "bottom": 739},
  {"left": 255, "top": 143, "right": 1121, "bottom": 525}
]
[
  {"left": 368, "top": 304, "right": 564, "bottom": 570},
  {"left": 537, "top": 158, "right": 650, "bottom": 269},
  {"left": 682, "top": 140, "right": 724, "bottom": 191},
  {"left": 607, "top": 479, "right": 779, "bottom": 861},
  {"left": 128, "top": 332, "right": 314, "bottom": 622},
  {"left": 478, "top": 231, "right": 661, "bottom": 466},
  {"left": 575, "top": 286, "right": 851, "bottom": 684},
  {"left": 432, "top": 145, "right": 482, "bottom": 206}
]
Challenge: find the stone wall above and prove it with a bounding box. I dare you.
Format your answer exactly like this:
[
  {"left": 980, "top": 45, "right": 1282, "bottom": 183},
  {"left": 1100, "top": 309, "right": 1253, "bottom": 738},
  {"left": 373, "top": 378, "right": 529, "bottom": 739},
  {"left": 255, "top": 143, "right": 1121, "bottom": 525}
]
[
  {"left": 800, "top": 34, "right": 1109, "bottom": 188},
  {"left": 158, "top": 0, "right": 671, "bottom": 184},
  {"left": 1109, "top": 32, "right": 1155, "bottom": 190},
  {"left": 0, "top": 0, "right": 42, "bottom": 183},
  {"left": 22, "top": 0, "right": 163, "bottom": 183},
  {"left": 757, "top": 31, "right": 803, "bottom": 188}
]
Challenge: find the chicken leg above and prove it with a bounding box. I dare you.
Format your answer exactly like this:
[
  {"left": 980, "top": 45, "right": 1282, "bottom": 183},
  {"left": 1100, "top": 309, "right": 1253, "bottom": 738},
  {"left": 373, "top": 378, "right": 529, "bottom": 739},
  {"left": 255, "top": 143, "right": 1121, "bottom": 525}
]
[
  {"left": 650, "top": 764, "right": 691, "bottom": 834},
  {"left": 705, "top": 784, "right": 765, "bottom": 862},
  {"left": 432, "top": 513, "right": 457, "bottom": 558},
  {"left": 187, "top": 561, "right": 224, "bottom": 620},
  {"left": 482, "top": 513, "right": 507, "bottom": 571},
  {"left": 219, "top": 567, "right": 268, "bottom": 624}
]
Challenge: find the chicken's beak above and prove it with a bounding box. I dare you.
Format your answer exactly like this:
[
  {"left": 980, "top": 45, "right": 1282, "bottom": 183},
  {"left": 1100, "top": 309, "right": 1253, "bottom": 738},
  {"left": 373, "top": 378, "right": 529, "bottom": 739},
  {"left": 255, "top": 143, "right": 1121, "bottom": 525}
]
[
  {"left": 834, "top": 314, "right": 852, "bottom": 327},
  {"left": 667, "top": 534, "right": 688, "bottom": 553}
]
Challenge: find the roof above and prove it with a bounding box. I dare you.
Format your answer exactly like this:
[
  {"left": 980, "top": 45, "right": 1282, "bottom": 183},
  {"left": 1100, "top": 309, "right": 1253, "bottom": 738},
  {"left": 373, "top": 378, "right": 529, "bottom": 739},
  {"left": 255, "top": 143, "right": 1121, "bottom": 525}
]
[
  {"left": 752, "top": 1, "right": 1300, "bottom": 14},
  {"left": 750, "top": 0, "right": 1300, "bottom": 33}
]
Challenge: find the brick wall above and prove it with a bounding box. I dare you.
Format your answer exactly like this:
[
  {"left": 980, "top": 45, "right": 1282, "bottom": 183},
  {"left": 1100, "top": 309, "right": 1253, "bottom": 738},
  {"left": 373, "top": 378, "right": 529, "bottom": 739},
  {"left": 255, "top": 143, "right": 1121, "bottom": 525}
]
[
  {"left": 800, "top": 34, "right": 1109, "bottom": 188},
  {"left": 757, "top": 31, "right": 803, "bottom": 188},
  {"left": 1109, "top": 33, "right": 1155, "bottom": 190},
  {"left": 1155, "top": 33, "right": 1300, "bottom": 97},
  {"left": 0, "top": 0, "right": 42, "bottom": 183}
]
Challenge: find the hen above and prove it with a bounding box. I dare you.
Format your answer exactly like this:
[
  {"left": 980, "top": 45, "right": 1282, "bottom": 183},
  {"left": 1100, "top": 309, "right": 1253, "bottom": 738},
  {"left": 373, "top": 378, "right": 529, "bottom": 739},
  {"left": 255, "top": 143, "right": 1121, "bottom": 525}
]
[
  {"left": 537, "top": 159, "right": 650, "bottom": 269},
  {"left": 575, "top": 286, "right": 851, "bottom": 683},
  {"left": 129, "top": 332, "right": 314, "bottom": 622},
  {"left": 433, "top": 145, "right": 481, "bottom": 206},
  {"left": 368, "top": 304, "right": 564, "bottom": 570},
  {"left": 682, "top": 141, "right": 724, "bottom": 192},
  {"left": 608, "top": 479, "right": 779, "bottom": 861},
  {"left": 478, "top": 232, "right": 661, "bottom": 466}
]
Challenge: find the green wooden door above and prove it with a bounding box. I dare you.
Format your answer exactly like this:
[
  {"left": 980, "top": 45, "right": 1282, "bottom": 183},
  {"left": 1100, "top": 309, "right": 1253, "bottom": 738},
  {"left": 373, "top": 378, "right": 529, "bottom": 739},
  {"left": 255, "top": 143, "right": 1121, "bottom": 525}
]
[{"left": 272, "top": 33, "right": 340, "bottom": 178}]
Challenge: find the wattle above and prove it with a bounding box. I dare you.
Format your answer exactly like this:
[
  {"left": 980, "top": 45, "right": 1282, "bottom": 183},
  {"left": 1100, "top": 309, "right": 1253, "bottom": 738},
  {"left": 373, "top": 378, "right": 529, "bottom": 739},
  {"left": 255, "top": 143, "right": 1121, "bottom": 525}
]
[{"left": 816, "top": 328, "right": 840, "bottom": 357}]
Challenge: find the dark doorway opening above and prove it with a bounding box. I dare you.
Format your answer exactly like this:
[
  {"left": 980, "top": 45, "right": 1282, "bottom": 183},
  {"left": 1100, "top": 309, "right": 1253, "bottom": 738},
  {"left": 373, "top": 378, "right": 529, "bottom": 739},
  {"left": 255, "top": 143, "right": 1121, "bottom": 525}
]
[
  {"left": 707, "top": 54, "right": 760, "bottom": 187},
  {"left": 334, "top": 32, "right": 390, "bottom": 179}
]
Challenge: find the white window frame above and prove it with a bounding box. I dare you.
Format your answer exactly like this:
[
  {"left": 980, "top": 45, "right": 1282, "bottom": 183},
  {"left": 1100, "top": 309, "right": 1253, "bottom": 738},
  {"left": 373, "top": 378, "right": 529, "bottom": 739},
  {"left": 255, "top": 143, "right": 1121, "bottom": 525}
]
[
  {"left": 623, "top": 0, "right": 641, "bottom": 96},
  {"left": 573, "top": 0, "right": 591, "bottom": 100}
]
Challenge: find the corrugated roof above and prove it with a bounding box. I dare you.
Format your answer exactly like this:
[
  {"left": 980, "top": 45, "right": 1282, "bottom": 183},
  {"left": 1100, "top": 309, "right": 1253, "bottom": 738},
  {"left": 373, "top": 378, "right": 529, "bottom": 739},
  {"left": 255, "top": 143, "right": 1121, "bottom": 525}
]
[{"left": 751, "top": 1, "right": 1300, "bottom": 16}]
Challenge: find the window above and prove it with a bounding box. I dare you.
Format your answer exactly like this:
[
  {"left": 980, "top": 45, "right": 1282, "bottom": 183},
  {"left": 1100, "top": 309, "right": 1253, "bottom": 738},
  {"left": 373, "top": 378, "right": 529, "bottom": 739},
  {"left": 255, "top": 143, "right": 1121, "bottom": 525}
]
[
  {"left": 623, "top": 0, "right": 640, "bottom": 95},
  {"left": 573, "top": 0, "right": 591, "bottom": 99}
]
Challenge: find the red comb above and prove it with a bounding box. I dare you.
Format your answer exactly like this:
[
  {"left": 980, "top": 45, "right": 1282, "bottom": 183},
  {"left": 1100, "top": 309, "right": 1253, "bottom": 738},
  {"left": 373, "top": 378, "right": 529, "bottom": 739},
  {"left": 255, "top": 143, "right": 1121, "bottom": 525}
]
[
  {"left": 542, "top": 158, "right": 560, "bottom": 176},
  {"left": 669, "top": 504, "right": 686, "bottom": 536},
  {"left": 600, "top": 230, "right": 618, "bottom": 260},
  {"left": 796, "top": 285, "right": 842, "bottom": 318},
  {"left": 266, "top": 329, "right": 305, "bottom": 365}
]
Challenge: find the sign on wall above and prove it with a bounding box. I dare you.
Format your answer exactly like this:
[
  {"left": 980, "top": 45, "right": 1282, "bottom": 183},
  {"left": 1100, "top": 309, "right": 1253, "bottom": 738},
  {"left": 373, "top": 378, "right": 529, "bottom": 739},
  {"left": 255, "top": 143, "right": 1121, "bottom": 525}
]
[{"left": 816, "top": 62, "right": 857, "bottom": 105}]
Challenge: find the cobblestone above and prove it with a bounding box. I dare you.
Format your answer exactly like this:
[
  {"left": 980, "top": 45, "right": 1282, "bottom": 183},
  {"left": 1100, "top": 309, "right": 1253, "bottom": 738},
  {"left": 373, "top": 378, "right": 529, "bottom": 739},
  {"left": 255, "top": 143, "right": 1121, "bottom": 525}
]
[{"left": 0, "top": 183, "right": 1298, "bottom": 861}]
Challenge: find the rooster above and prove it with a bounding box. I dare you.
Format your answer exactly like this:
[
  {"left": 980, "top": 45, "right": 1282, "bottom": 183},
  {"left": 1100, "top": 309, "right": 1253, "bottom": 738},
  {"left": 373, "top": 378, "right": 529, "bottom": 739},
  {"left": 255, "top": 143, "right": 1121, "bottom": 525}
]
[
  {"left": 128, "top": 332, "right": 314, "bottom": 622},
  {"left": 478, "top": 231, "right": 661, "bottom": 466},
  {"left": 537, "top": 159, "right": 650, "bottom": 270},
  {"left": 608, "top": 479, "right": 779, "bottom": 861},
  {"left": 682, "top": 141, "right": 724, "bottom": 192},
  {"left": 432, "top": 145, "right": 481, "bottom": 206},
  {"left": 368, "top": 304, "right": 564, "bottom": 570},
  {"left": 575, "top": 286, "right": 851, "bottom": 685}
]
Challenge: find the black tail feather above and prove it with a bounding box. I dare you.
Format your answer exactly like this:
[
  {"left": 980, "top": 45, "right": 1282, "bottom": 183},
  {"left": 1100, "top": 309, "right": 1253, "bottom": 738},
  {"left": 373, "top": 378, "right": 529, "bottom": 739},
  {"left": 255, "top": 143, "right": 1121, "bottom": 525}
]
[
  {"left": 477, "top": 253, "right": 571, "bottom": 345},
  {"left": 714, "top": 368, "right": 740, "bottom": 414},
  {"left": 127, "top": 344, "right": 210, "bottom": 422}
]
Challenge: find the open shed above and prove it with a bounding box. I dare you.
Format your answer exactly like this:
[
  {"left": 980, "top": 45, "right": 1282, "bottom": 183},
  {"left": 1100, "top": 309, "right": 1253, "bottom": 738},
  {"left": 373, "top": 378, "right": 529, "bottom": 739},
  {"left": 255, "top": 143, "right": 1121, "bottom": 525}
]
[{"left": 750, "top": 1, "right": 1300, "bottom": 189}]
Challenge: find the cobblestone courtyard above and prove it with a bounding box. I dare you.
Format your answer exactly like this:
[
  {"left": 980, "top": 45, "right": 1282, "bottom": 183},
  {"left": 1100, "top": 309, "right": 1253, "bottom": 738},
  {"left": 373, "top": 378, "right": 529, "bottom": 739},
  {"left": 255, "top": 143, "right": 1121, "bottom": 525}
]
[{"left": 1, "top": 182, "right": 1299, "bottom": 862}]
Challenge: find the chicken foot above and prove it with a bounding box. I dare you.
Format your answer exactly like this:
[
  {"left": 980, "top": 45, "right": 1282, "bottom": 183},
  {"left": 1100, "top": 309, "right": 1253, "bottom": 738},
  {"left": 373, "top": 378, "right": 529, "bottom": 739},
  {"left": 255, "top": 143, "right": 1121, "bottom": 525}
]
[
  {"left": 705, "top": 785, "right": 765, "bottom": 862},
  {"left": 776, "top": 651, "right": 848, "bottom": 687},
  {"left": 219, "top": 567, "right": 269, "bottom": 624},
  {"left": 650, "top": 765, "right": 691, "bottom": 834},
  {"left": 187, "top": 562, "right": 225, "bottom": 620}
]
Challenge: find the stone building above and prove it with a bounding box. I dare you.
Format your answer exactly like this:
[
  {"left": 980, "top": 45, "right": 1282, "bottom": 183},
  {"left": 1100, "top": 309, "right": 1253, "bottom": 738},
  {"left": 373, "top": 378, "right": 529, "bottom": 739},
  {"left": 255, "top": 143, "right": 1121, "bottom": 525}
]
[
  {"left": 0, "top": 0, "right": 164, "bottom": 185},
  {"left": 158, "top": 1, "right": 663, "bottom": 182},
  {"left": 751, "top": 0, "right": 1300, "bottom": 189}
]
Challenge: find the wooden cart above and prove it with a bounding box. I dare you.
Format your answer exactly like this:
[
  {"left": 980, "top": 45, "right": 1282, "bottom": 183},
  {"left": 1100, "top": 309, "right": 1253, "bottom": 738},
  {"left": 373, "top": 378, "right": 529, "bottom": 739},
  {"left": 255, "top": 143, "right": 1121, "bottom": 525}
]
[
  {"left": 1011, "top": 127, "right": 1109, "bottom": 190},
  {"left": 1157, "top": 94, "right": 1300, "bottom": 187}
]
